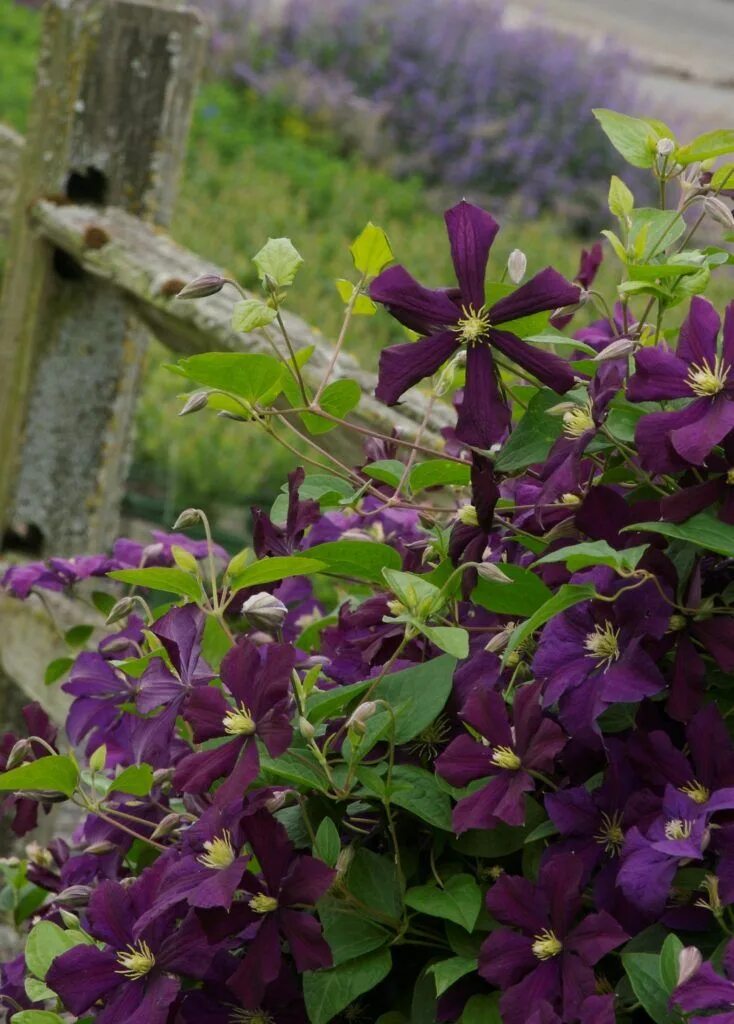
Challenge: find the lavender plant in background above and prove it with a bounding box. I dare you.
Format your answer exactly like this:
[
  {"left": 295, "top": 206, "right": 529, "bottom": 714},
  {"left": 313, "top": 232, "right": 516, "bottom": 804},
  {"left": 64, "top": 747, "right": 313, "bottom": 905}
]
[{"left": 201, "top": 0, "right": 641, "bottom": 224}]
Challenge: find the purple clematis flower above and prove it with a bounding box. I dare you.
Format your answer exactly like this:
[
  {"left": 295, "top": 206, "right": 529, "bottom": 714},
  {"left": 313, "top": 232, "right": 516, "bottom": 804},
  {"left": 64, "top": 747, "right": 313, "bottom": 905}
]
[
  {"left": 672, "top": 941, "right": 734, "bottom": 1023},
  {"left": 173, "top": 638, "right": 296, "bottom": 800},
  {"left": 436, "top": 682, "right": 565, "bottom": 832},
  {"left": 46, "top": 868, "right": 219, "bottom": 1024},
  {"left": 448, "top": 453, "right": 500, "bottom": 594},
  {"left": 629, "top": 296, "right": 734, "bottom": 472},
  {"left": 1, "top": 702, "right": 59, "bottom": 836},
  {"left": 532, "top": 567, "right": 669, "bottom": 737},
  {"left": 251, "top": 467, "right": 320, "bottom": 558},
  {"left": 370, "top": 200, "right": 580, "bottom": 449},
  {"left": 479, "top": 853, "right": 627, "bottom": 1024},
  {"left": 136, "top": 604, "right": 213, "bottom": 717},
  {"left": 661, "top": 430, "right": 734, "bottom": 525}
]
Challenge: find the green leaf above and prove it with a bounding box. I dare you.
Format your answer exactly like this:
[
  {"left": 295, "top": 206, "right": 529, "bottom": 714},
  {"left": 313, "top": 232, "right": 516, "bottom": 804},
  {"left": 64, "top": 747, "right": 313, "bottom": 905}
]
[
  {"left": 258, "top": 748, "right": 331, "bottom": 793},
  {"left": 388, "top": 764, "right": 453, "bottom": 830},
  {"left": 318, "top": 898, "right": 391, "bottom": 965},
  {"left": 622, "top": 951, "right": 672, "bottom": 1024},
  {"left": 711, "top": 164, "right": 734, "bottom": 190},
  {"left": 495, "top": 388, "right": 564, "bottom": 472},
  {"left": 26, "top": 921, "right": 93, "bottom": 980},
  {"left": 472, "top": 563, "right": 552, "bottom": 616},
  {"left": 348, "top": 849, "right": 402, "bottom": 920},
  {"left": 350, "top": 222, "right": 393, "bottom": 278},
  {"left": 502, "top": 584, "right": 597, "bottom": 666},
  {"left": 405, "top": 875, "right": 482, "bottom": 931},
  {"left": 0, "top": 756, "right": 78, "bottom": 797},
  {"left": 409, "top": 460, "right": 471, "bottom": 493},
  {"left": 609, "top": 175, "right": 634, "bottom": 219},
  {"left": 107, "top": 567, "right": 203, "bottom": 602},
  {"left": 303, "top": 948, "right": 392, "bottom": 1024},
  {"left": 628, "top": 512, "right": 734, "bottom": 558},
  {"left": 363, "top": 459, "right": 405, "bottom": 487},
  {"left": 228, "top": 555, "right": 327, "bottom": 591},
  {"left": 177, "top": 352, "right": 285, "bottom": 407},
  {"left": 601, "top": 229, "right": 628, "bottom": 263},
  {"left": 271, "top": 474, "right": 355, "bottom": 520},
  {"left": 593, "top": 109, "right": 670, "bottom": 167},
  {"left": 628, "top": 262, "right": 703, "bottom": 281},
  {"left": 314, "top": 818, "right": 341, "bottom": 867},
  {"left": 44, "top": 657, "right": 73, "bottom": 686},
  {"left": 253, "top": 237, "right": 304, "bottom": 287},
  {"left": 428, "top": 956, "right": 477, "bottom": 998},
  {"left": 305, "top": 540, "right": 401, "bottom": 583},
  {"left": 451, "top": 797, "right": 545, "bottom": 857},
  {"left": 335, "top": 279, "right": 376, "bottom": 315},
  {"left": 24, "top": 976, "right": 56, "bottom": 1002},
  {"left": 11, "top": 1013, "right": 66, "bottom": 1024},
  {"left": 64, "top": 624, "right": 94, "bottom": 649},
  {"left": 298, "top": 379, "right": 362, "bottom": 435},
  {"left": 108, "top": 763, "right": 154, "bottom": 797},
  {"left": 535, "top": 540, "right": 648, "bottom": 573},
  {"left": 677, "top": 129, "right": 734, "bottom": 165},
  {"left": 461, "top": 993, "right": 502, "bottom": 1024},
  {"left": 418, "top": 624, "right": 469, "bottom": 660},
  {"left": 629, "top": 209, "right": 685, "bottom": 260},
  {"left": 231, "top": 297, "right": 278, "bottom": 332},
  {"left": 660, "top": 932, "right": 684, "bottom": 993}
]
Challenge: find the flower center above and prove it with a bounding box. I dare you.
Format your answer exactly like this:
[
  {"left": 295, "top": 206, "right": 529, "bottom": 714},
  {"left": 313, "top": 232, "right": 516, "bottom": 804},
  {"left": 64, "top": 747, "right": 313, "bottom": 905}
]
[
  {"left": 727, "top": 468, "right": 734, "bottom": 485},
  {"left": 455, "top": 305, "right": 491, "bottom": 344},
  {"left": 222, "top": 703, "right": 257, "bottom": 736},
  {"left": 198, "top": 830, "right": 237, "bottom": 870},
  {"left": 249, "top": 893, "right": 278, "bottom": 914},
  {"left": 458, "top": 504, "right": 479, "bottom": 526},
  {"left": 560, "top": 492, "right": 581, "bottom": 506},
  {"left": 115, "top": 940, "right": 156, "bottom": 980},
  {"left": 594, "top": 811, "right": 625, "bottom": 855},
  {"left": 532, "top": 929, "right": 563, "bottom": 960},
  {"left": 679, "top": 781, "right": 710, "bottom": 805},
  {"left": 686, "top": 355, "right": 730, "bottom": 397},
  {"left": 409, "top": 714, "right": 452, "bottom": 760},
  {"left": 491, "top": 745, "right": 522, "bottom": 770},
  {"left": 583, "top": 622, "right": 621, "bottom": 669},
  {"left": 695, "top": 873, "right": 722, "bottom": 913},
  {"left": 664, "top": 818, "right": 694, "bottom": 841},
  {"left": 230, "top": 1012, "right": 275, "bottom": 1024},
  {"left": 563, "top": 403, "right": 594, "bottom": 438}
]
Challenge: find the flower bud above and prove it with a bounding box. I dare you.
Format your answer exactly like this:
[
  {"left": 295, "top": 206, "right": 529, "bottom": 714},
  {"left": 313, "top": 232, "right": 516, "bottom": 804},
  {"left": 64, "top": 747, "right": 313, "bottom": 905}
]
[
  {"left": 59, "top": 909, "right": 81, "bottom": 930},
  {"left": 507, "top": 248, "right": 527, "bottom": 284},
  {"left": 5, "top": 738, "right": 31, "bottom": 771},
  {"left": 151, "top": 813, "right": 184, "bottom": 841},
  {"left": 485, "top": 623, "right": 514, "bottom": 654},
  {"left": 152, "top": 767, "right": 174, "bottom": 787},
  {"left": 100, "top": 636, "right": 133, "bottom": 654},
  {"left": 25, "top": 841, "right": 53, "bottom": 867},
  {"left": 347, "top": 701, "right": 378, "bottom": 735},
  {"left": 178, "top": 390, "right": 209, "bottom": 417},
  {"left": 335, "top": 845, "right": 355, "bottom": 881},
  {"left": 173, "top": 508, "right": 203, "bottom": 530},
  {"left": 457, "top": 504, "right": 479, "bottom": 527},
  {"left": 476, "top": 563, "right": 511, "bottom": 584},
  {"left": 593, "top": 338, "right": 635, "bottom": 362},
  {"left": 105, "top": 596, "right": 137, "bottom": 626},
  {"left": 55, "top": 885, "right": 93, "bottom": 907},
  {"left": 85, "top": 840, "right": 117, "bottom": 855},
  {"left": 265, "top": 789, "right": 290, "bottom": 813},
  {"left": 176, "top": 273, "right": 226, "bottom": 299},
  {"left": 656, "top": 137, "right": 675, "bottom": 157},
  {"left": 242, "top": 592, "right": 288, "bottom": 632},
  {"left": 677, "top": 946, "right": 703, "bottom": 986},
  {"left": 704, "top": 196, "right": 734, "bottom": 228},
  {"left": 299, "top": 716, "right": 316, "bottom": 741}
]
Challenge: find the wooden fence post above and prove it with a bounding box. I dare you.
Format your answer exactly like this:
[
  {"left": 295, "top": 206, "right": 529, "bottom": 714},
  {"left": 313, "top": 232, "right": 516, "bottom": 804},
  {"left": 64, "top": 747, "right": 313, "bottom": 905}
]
[{"left": 0, "top": 0, "right": 206, "bottom": 555}]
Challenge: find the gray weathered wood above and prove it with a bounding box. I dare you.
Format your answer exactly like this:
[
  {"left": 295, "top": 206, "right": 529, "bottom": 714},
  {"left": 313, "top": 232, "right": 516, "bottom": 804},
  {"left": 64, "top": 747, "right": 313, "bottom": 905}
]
[
  {"left": 30, "top": 199, "right": 454, "bottom": 451},
  {"left": 0, "top": 0, "right": 207, "bottom": 556},
  {"left": 0, "top": 124, "right": 23, "bottom": 239}
]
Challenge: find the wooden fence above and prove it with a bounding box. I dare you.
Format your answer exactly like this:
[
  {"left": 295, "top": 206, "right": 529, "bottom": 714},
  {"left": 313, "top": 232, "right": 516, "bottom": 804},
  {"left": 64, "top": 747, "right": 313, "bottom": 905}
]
[{"left": 0, "top": 0, "right": 450, "bottom": 719}]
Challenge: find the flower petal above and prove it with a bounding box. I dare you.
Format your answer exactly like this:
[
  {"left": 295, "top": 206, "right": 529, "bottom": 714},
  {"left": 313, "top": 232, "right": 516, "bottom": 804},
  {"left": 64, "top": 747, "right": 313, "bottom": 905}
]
[
  {"left": 677, "top": 296, "right": 721, "bottom": 367},
  {"left": 671, "top": 395, "right": 734, "bottom": 465},
  {"left": 627, "top": 346, "right": 692, "bottom": 401},
  {"left": 370, "top": 265, "right": 460, "bottom": 332},
  {"left": 444, "top": 200, "right": 499, "bottom": 310},
  {"left": 490, "top": 268, "right": 580, "bottom": 325},
  {"left": 376, "top": 331, "right": 460, "bottom": 406},
  {"left": 489, "top": 328, "right": 575, "bottom": 394},
  {"left": 455, "top": 341, "right": 511, "bottom": 448}
]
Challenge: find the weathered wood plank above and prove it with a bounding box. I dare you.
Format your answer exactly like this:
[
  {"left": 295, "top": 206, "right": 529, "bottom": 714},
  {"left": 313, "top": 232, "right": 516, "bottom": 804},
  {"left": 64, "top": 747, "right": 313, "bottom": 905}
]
[
  {"left": 30, "top": 199, "right": 454, "bottom": 450},
  {"left": 0, "top": 0, "right": 207, "bottom": 556},
  {"left": 0, "top": 124, "right": 23, "bottom": 239}
]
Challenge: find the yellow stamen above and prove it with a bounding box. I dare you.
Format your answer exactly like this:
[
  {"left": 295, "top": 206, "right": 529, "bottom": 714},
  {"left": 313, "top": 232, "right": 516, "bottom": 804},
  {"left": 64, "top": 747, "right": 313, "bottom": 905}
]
[
  {"left": 532, "top": 929, "right": 563, "bottom": 960},
  {"left": 563, "top": 403, "right": 594, "bottom": 438},
  {"left": 664, "top": 818, "right": 694, "bottom": 841},
  {"left": 686, "top": 355, "right": 729, "bottom": 397},
  {"left": 198, "top": 830, "right": 237, "bottom": 870},
  {"left": 222, "top": 703, "right": 257, "bottom": 736},
  {"left": 454, "top": 305, "right": 492, "bottom": 344},
  {"left": 694, "top": 874, "right": 722, "bottom": 913},
  {"left": 115, "top": 940, "right": 156, "bottom": 980},
  {"left": 594, "top": 811, "right": 625, "bottom": 855},
  {"left": 679, "top": 781, "right": 710, "bottom": 805},
  {"left": 583, "top": 621, "right": 621, "bottom": 669},
  {"left": 491, "top": 745, "right": 522, "bottom": 770},
  {"left": 727, "top": 468, "right": 734, "bottom": 485},
  {"left": 249, "top": 893, "right": 278, "bottom": 914}
]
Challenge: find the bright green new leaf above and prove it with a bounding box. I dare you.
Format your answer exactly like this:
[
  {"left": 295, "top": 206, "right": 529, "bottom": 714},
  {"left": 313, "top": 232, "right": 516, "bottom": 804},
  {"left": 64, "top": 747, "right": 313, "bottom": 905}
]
[
  {"left": 608, "top": 175, "right": 634, "bottom": 219},
  {"left": 711, "top": 163, "right": 734, "bottom": 190},
  {"left": 11, "top": 1012, "right": 66, "bottom": 1024},
  {"left": 231, "top": 297, "right": 278, "bottom": 332},
  {"left": 622, "top": 951, "right": 672, "bottom": 1024},
  {"left": 461, "top": 993, "right": 502, "bottom": 1024},
  {"left": 473, "top": 563, "right": 552, "bottom": 617},
  {"left": 409, "top": 460, "right": 471, "bottom": 493},
  {"left": 628, "top": 209, "right": 685, "bottom": 260},
  {"left": 676, "top": 129, "right": 734, "bottom": 165},
  {"left": 406, "top": 875, "right": 482, "bottom": 931},
  {"left": 176, "top": 352, "right": 284, "bottom": 405},
  {"left": 303, "top": 949, "right": 392, "bottom": 1024},
  {"left": 363, "top": 459, "right": 405, "bottom": 487},
  {"left": 350, "top": 222, "right": 393, "bottom": 278},
  {"left": 428, "top": 956, "right": 478, "bottom": 998},
  {"left": 601, "top": 229, "right": 628, "bottom": 263},
  {"left": 305, "top": 540, "right": 401, "bottom": 583},
  {"left": 44, "top": 657, "right": 73, "bottom": 686},
  {"left": 0, "top": 756, "right": 78, "bottom": 797},
  {"left": 299, "top": 378, "right": 362, "bottom": 435},
  {"left": 335, "top": 278, "right": 377, "bottom": 315},
  {"left": 418, "top": 624, "right": 469, "bottom": 660},
  {"left": 107, "top": 567, "right": 203, "bottom": 602},
  {"left": 627, "top": 512, "right": 734, "bottom": 558},
  {"left": 26, "top": 920, "right": 94, "bottom": 981},
  {"left": 253, "top": 237, "right": 304, "bottom": 287},
  {"left": 593, "top": 109, "right": 672, "bottom": 168},
  {"left": 535, "top": 540, "right": 648, "bottom": 573},
  {"left": 228, "top": 555, "right": 327, "bottom": 591},
  {"left": 659, "top": 932, "right": 684, "bottom": 992},
  {"left": 108, "top": 763, "right": 154, "bottom": 797}
]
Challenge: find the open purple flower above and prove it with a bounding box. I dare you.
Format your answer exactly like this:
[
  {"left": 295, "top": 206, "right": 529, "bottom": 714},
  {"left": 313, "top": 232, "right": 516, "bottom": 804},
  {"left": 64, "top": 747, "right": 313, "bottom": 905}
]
[
  {"left": 46, "top": 868, "right": 219, "bottom": 1024},
  {"left": 533, "top": 567, "right": 669, "bottom": 737},
  {"left": 436, "top": 682, "right": 565, "bottom": 832},
  {"left": 173, "top": 638, "right": 296, "bottom": 800},
  {"left": 371, "top": 200, "right": 579, "bottom": 448},
  {"left": 629, "top": 297, "right": 734, "bottom": 472},
  {"left": 672, "top": 941, "right": 734, "bottom": 1023},
  {"left": 661, "top": 430, "right": 734, "bottom": 525},
  {"left": 136, "top": 604, "right": 213, "bottom": 717},
  {"left": 479, "top": 853, "right": 627, "bottom": 1024},
  {"left": 252, "top": 467, "right": 320, "bottom": 558}
]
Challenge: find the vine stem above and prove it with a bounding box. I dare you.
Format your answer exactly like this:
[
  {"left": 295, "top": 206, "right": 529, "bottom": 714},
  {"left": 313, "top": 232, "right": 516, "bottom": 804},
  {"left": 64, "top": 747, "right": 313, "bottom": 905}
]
[{"left": 313, "top": 272, "right": 367, "bottom": 403}]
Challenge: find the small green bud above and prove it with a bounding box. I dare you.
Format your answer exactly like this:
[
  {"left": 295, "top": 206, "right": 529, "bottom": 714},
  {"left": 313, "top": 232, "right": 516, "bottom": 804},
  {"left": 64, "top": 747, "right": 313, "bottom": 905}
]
[
  {"left": 59, "top": 909, "right": 81, "bottom": 930},
  {"left": 179, "top": 390, "right": 209, "bottom": 416},
  {"left": 173, "top": 508, "right": 202, "bottom": 530},
  {"left": 105, "top": 596, "right": 137, "bottom": 626},
  {"left": 88, "top": 744, "right": 106, "bottom": 773},
  {"left": 299, "top": 717, "right": 316, "bottom": 741},
  {"left": 176, "top": 273, "right": 226, "bottom": 299}
]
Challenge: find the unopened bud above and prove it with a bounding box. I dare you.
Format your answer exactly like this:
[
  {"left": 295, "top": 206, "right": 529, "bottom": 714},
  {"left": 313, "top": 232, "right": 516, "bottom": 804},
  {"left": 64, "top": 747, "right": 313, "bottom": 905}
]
[
  {"left": 151, "top": 813, "right": 183, "bottom": 841},
  {"left": 55, "top": 885, "right": 92, "bottom": 907},
  {"left": 335, "top": 845, "right": 355, "bottom": 880},
  {"left": 59, "top": 909, "right": 81, "bottom": 930},
  {"left": 173, "top": 508, "right": 202, "bottom": 531},
  {"left": 176, "top": 273, "right": 226, "bottom": 299},
  {"left": 431, "top": 350, "right": 465, "bottom": 397},
  {"left": 507, "top": 249, "right": 527, "bottom": 285},
  {"left": 100, "top": 637, "right": 133, "bottom": 654},
  {"left": 242, "top": 592, "right": 288, "bottom": 632},
  {"left": 105, "top": 596, "right": 137, "bottom": 626},
  {"left": 656, "top": 137, "right": 675, "bottom": 157},
  {"left": 485, "top": 623, "right": 515, "bottom": 654},
  {"left": 476, "top": 563, "right": 511, "bottom": 584},
  {"left": 677, "top": 946, "right": 703, "bottom": 986},
  {"left": 25, "top": 841, "right": 53, "bottom": 867},
  {"left": 668, "top": 614, "right": 686, "bottom": 632},
  {"left": 347, "top": 701, "right": 378, "bottom": 735},
  {"left": 560, "top": 492, "right": 581, "bottom": 506},
  {"left": 217, "top": 410, "right": 249, "bottom": 421},
  {"left": 299, "top": 717, "right": 316, "bottom": 741},
  {"left": 85, "top": 841, "right": 117, "bottom": 855},
  {"left": 5, "top": 738, "right": 31, "bottom": 771},
  {"left": 704, "top": 196, "right": 734, "bottom": 228},
  {"left": 152, "top": 767, "right": 174, "bottom": 787},
  {"left": 179, "top": 390, "right": 209, "bottom": 417},
  {"left": 593, "top": 338, "right": 635, "bottom": 361},
  {"left": 265, "top": 789, "right": 290, "bottom": 813}
]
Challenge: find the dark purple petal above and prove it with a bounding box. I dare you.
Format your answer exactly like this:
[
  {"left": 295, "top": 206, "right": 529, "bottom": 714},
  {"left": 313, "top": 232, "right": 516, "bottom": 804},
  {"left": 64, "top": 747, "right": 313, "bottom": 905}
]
[
  {"left": 455, "top": 341, "right": 510, "bottom": 448},
  {"left": 226, "top": 913, "right": 282, "bottom": 1008},
  {"left": 280, "top": 909, "right": 333, "bottom": 972},
  {"left": 677, "top": 296, "right": 721, "bottom": 367},
  {"left": 671, "top": 395, "right": 734, "bottom": 465},
  {"left": 627, "top": 346, "right": 692, "bottom": 401},
  {"left": 489, "top": 328, "right": 576, "bottom": 394},
  {"left": 436, "top": 734, "right": 491, "bottom": 787},
  {"left": 566, "top": 911, "right": 627, "bottom": 964},
  {"left": 172, "top": 740, "right": 241, "bottom": 794},
  {"left": 500, "top": 961, "right": 563, "bottom": 1024},
  {"left": 674, "top": 962, "right": 734, "bottom": 1014},
  {"left": 97, "top": 973, "right": 180, "bottom": 1024},
  {"left": 444, "top": 200, "right": 499, "bottom": 309},
  {"left": 279, "top": 855, "right": 336, "bottom": 907},
  {"left": 479, "top": 929, "right": 536, "bottom": 987},
  {"left": 376, "top": 331, "right": 460, "bottom": 406},
  {"left": 661, "top": 479, "right": 723, "bottom": 522},
  {"left": 46, "top": 945, "right": 122, "bottom": 1015},
  {"left": 486, "top": 874, "right": 547, "bottom": 934},
  {"left": 370, "top": 265, "right": 461, "bottom": 332},
  {"left": 452, "top": 771, "right": 533, "bottom": 831},
  {"left": 87, "top": 879, "right": 136, "bottom": 947},
  {"left": 489, "top": 268, "right": 580, "bottom": 325}
]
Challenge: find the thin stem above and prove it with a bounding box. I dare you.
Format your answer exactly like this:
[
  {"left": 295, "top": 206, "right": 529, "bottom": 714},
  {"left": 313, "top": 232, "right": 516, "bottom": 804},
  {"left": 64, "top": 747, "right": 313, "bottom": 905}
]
[{"left": 313, "top": 272, "right": 367, "bottom": 403}]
